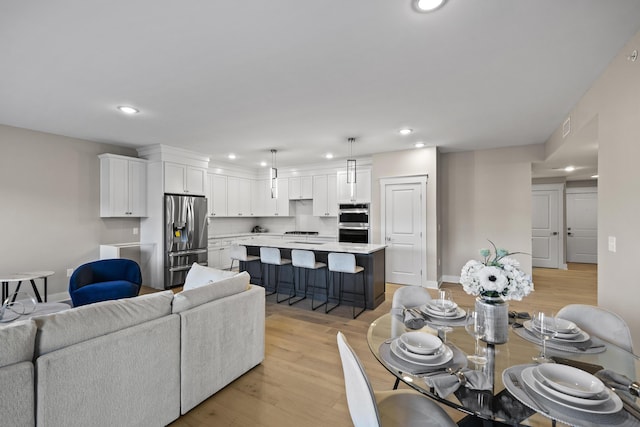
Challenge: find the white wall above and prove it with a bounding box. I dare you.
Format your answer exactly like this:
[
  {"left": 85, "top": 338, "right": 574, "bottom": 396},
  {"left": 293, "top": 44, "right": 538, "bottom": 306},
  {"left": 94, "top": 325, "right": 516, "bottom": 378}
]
[
  {"left": 440, "top": 145, "right": 544, "bottom": 280},
  {"left": 545, "top": 29, "right": 640, "bottom": 346},
  {"left": 0, "top": 124, "right": 140, "bottom": 299}
]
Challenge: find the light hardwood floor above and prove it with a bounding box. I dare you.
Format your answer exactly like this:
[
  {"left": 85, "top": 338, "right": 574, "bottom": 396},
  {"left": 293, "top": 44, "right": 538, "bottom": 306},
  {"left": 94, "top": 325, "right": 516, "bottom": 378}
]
[{"left": 166, "top": 264, "right": 597, "bottom": 427}]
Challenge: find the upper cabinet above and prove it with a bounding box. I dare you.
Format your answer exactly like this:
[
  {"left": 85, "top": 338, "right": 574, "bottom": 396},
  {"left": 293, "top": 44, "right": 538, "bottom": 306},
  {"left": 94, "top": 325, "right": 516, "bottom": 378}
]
[
  {"left": 289, "top": 176, "right": 313, "bottom": 200},
  {"left": 207, "top": 173, "right": 227, "bottom": 216},
  {"left": 262, "top": 178, "right": 290, "bottom": 216},
  {"left": 164, "top": 162, "right": 206, "bottom": 195},
  {"left": 227, "top": 176, "right": 252, "bottom": 216},
  {"left": 312, "top": 174, "right": 338, "bottom": 216},
  {"left": 99, "top": 154, "right": 148, "bottom": 217},
  {"left": 337, "top": 168, "right": 371, "bottom": 203}
]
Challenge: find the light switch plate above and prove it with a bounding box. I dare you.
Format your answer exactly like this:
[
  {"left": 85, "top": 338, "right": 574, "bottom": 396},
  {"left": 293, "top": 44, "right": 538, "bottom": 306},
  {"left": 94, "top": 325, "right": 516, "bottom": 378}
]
[{"left": 608, "top": 236, "right": 616, "bottom": 252}]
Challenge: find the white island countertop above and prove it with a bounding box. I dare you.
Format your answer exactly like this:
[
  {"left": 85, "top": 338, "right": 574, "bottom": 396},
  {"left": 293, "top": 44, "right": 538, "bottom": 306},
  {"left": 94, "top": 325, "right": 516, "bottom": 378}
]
[{"left": 238, "top": 237, "right": 386, "bottom": 255}]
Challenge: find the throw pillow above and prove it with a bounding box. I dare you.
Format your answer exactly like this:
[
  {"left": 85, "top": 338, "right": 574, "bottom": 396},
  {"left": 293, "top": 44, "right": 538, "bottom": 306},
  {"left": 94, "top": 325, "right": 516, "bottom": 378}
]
[{"left": 183, "top": 262, "right": 236, "bottom": 290}]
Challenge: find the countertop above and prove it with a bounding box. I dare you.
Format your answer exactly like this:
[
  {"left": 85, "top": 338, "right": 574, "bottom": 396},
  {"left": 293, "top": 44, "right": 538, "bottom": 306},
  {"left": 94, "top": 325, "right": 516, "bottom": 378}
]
[{"left": 233, "top": 236, "right": 386, "bottom": 254}]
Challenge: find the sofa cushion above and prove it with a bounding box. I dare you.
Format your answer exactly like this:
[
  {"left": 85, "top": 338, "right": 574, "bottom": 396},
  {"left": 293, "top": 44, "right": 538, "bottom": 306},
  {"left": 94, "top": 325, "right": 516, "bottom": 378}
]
[
  {"left": 33, "top": 290, "right": 174, "bottom": 356},
  {"left": 0, "top": 320, "right": 36, "bottom": 367},
  {"left": 172, "top": 271, "right": 250, "bottom": 313},
  {"left": 183, "top": 263, "right": 236, "bottom": 290}
]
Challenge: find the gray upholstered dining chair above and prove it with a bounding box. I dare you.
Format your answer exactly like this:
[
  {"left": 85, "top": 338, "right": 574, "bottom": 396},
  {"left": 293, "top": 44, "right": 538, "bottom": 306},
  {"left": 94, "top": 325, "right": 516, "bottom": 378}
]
[
  {"left": 391, "top": 285, "right": 432, "bottom": 310},
  {"left": 336, "top": 331, "right": 457, "bottom": 427},
  {"left": 556, "top": 304, "right": 634, "bottom": 353}
]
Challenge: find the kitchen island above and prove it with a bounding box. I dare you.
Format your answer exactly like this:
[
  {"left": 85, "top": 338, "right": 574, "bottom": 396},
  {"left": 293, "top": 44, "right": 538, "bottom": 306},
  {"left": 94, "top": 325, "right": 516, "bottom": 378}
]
[{"left": 237, "top": 238, "right": 386, "bottom": 310}]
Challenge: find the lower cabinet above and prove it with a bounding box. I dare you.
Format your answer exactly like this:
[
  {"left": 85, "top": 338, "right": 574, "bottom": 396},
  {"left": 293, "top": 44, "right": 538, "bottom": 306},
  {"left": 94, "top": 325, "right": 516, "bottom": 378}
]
[{"left": 208, "top": 243, "right": 231, "bottom": 269}]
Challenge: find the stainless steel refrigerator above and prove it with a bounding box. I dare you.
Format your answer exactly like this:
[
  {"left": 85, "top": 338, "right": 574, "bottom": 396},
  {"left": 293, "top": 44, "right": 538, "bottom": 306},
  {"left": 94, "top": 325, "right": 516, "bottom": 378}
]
[{"left": 164, "top": 194, "right": 208, "bottom": 288}]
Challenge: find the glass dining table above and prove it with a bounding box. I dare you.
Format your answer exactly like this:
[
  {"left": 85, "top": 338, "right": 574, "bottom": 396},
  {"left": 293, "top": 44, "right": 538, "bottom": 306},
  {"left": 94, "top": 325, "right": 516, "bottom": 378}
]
[{"left": 367, "top": 311, "right": 640, "bottom": 426}]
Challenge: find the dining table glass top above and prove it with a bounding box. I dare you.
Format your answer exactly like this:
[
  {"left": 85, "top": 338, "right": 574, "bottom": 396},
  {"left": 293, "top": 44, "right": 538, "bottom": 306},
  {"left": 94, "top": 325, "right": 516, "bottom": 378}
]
[{"left": 367, "top": 311, "right": 640, "bottom": 426}]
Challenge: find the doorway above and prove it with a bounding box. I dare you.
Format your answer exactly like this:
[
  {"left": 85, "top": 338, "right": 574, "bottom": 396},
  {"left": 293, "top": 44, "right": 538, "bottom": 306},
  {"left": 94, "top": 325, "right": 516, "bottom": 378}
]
[
  {"left": 566, "top": 188, "right": 597, "bottom": 264},
  {"left": 531, "top": 184, "right": 564, "bottom": 269},
  {"left": 380, "top": 176, "right": 427, "bottom": 286}
]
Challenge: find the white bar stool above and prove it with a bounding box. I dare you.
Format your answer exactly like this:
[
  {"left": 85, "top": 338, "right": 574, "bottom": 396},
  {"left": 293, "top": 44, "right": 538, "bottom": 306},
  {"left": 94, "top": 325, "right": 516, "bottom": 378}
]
[
  {"left": 290, "top": 249, "right": 327, "bottom": 308},
  {"left": 228, "top": 244, "right": 260, "bottom": 271},
  {"left": 328, "top": 252, "right": 366, "bottom": 319},
  {"left": 260, "top": 247, "right": 292, "bottom": 303}
]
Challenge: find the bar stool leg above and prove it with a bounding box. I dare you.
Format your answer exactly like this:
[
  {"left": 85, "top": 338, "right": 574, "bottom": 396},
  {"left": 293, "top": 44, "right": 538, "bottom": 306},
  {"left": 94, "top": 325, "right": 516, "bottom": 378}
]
[
  {"left": 276, "top": 264, "right": 293, "bottom": 303},
  {"left": 262, "top": 264, "right": 276, "bottom": 296},
  {"left": 311, "top": 268, "right": 328, "bottom": 311},
  {"left": 325, "top": 270, "right": 341, "bottom": 314},
  {"left": 352, "top": 271, "right": 366, "bottom": 319},
  {"left": 289, "top": 266, "right": 308, "bottom": 306}
]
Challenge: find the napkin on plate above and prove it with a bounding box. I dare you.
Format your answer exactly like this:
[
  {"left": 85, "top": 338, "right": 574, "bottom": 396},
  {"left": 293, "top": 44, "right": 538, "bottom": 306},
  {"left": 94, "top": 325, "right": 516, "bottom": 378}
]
[
  {"left": 424, "top": 369, "right": 492, "bottom": 397},
  {"left": 391, "top": 306, "right": 426, "bottom": 329}
]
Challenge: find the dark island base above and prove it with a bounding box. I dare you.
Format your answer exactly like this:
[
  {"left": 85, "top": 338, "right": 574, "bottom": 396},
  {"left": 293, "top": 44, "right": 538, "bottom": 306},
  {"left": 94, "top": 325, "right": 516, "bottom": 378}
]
[{"left": 240, "top": 247, "right": 385, "bottom": 310}]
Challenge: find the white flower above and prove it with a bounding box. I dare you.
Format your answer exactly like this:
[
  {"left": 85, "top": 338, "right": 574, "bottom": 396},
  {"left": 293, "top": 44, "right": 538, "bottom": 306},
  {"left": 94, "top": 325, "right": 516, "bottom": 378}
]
[
  {"left": 478, "top": 266, "right": 508, "bottom": 293},
  {"left": 458, "top": 243, "right": 534, "bottom": 301}
]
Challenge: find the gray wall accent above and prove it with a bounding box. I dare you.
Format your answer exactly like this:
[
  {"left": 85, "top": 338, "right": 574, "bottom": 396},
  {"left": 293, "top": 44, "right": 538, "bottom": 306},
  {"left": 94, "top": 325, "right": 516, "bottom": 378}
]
[{"left": 0, "top": 124, "right": 140, "bottom": 299}]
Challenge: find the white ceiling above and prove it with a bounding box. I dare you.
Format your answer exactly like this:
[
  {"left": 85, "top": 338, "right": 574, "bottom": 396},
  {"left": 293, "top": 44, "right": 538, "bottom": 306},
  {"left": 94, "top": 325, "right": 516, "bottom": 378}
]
[{"left": 1, "top": 1, "right": 639, "bottom": 174}]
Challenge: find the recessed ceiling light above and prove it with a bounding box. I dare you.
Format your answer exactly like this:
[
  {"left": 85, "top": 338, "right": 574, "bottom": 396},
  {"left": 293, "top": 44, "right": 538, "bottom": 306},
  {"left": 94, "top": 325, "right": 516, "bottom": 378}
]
[
  {"left": 591, "top": 174, "right": 599, "bottom": 179},
  {"left": 228, "top": 154, "right": 236, "bottom": 160},
  {"left": 564, "top": 166, "right": 576, "bottom": 172},
  {"left": 415, "top": 142, "right": 425, "bottom": 148},
  {"left": 260, "top": 161, "right": 267, "bottom": 167},
  {"left": 325, "top": 153, "right": 334, "bottom": 159},
  {"left": 399, "top": 128, "right": 413, "bottom": 136},
  {"left": 413, "top": 0, "right": 446, "bottom": 13},
  {"left": 117, "top": 105, "right": 139, "bottom": 115}
]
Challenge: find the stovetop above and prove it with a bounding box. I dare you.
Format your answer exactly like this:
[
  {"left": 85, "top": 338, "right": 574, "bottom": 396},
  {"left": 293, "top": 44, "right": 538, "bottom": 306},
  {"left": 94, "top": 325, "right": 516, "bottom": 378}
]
[{"left": 284, "top": 231, "right": 319, "bottom": 235}]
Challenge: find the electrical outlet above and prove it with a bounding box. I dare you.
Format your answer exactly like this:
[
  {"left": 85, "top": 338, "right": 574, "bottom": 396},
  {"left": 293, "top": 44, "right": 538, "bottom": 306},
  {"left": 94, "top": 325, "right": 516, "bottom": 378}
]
[
  {"left": 133, "top": 227, "right": 139, "bottom": 235},
  {"left": 67, "top": 268, "right": 74, "bottom": 277}
]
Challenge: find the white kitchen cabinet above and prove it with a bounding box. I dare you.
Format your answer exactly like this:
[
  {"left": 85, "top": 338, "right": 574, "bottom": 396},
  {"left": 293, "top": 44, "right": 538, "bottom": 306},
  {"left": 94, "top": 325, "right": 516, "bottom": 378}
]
[
  {"left": 337, "top": 168, "right": 371, "bottom": 203},
  {"left": 207, "top": 173, "right": 227, "bottom": 216},
  {"left": 164, "top": 162, "right": 206, "bottom": 195},
  {"left": 250, "top": 179, "right": 264, "bottom": 216},
  {"left": 99, "top": 154, "right": 148, "bottom": 217},
  {"left": 262, "top": 178, "right": 290, "bottom": 216},
  {"left": 227, "top": 176, "right": 252, "bottom": 216},
  {"left": 312, "top": 174, "right": 338, "bottom": 216},
  {"left": 288, "top": 176, "right": 313, "bottom": 200},
  {"left": 208, "top": 240, "right": 232, "bottom": 269}
]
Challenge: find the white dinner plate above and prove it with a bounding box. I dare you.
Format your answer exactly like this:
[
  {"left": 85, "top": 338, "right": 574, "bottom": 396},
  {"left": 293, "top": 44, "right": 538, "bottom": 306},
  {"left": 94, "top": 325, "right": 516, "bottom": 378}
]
[
  {"left": 400, "top": 331, "right": 443, "bottom": 354},
  {"left": 521, "top": 367, "right": 622, "bottom": 414},
  {"left": 524, "top": 320, "right": 590, "bottom": 343},
  {"left": 390, "top": 339, "right": 453, "bottom": 366},
  {"left": 426, "top": 299, "right": 458, "bottom": 312},
  {"left": 421, "top": 305, "right": 466, "bottom": 319},
  {"left": 396, "top": 340, "right": 446, "bottom": 361},
  {"left": 532, "top": 317, "right": 578, "bottom": 334},
  {"left": 536, "top": 363, "right": 605, "bottom": 398},
  {"left": 530, "top": 367, "right": 609, "bottom": 406}
]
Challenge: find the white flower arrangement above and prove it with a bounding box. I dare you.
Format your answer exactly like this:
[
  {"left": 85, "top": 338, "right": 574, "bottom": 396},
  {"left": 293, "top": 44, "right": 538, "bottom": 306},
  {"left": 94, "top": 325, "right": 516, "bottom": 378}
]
[{"left": 459, "top": 241, "right": 534, "bottom": 301}]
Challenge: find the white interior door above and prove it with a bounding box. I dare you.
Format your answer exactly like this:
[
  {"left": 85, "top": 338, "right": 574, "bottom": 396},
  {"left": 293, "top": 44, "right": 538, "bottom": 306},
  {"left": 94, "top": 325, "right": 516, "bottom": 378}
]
[
  {"left": 531, "top": 187, "right": 561, "bottom": 268},
  {"left": 382, "top": 181, "right": 424, "bottom": 285},
  {"left": 567, "top": 191, "right": 597, "bottom": 264}
]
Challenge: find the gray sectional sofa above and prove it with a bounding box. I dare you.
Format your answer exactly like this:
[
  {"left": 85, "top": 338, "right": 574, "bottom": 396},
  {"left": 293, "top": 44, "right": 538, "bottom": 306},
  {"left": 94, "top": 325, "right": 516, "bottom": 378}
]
[{"left": 0, "top": 270, "right": 265, "bottom": 427}]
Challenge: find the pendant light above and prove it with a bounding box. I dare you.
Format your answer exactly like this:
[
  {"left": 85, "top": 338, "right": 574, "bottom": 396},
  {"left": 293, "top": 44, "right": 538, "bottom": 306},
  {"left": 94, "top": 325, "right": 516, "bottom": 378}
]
[
  {"left": 347, "top": 137, "right": 357, "bottom": 184},
  {"left": 270, "top": 149, "right": 278, "bottom": 199}
]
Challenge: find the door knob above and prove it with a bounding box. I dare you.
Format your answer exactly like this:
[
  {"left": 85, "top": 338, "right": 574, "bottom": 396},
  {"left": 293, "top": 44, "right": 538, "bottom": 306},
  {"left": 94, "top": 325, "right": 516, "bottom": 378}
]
[
  {"left": 568, "top": 232, "right": 573, "bottom": 236},
  {"left": 551, "top": 232, "right": 558, "bottom": 236}
]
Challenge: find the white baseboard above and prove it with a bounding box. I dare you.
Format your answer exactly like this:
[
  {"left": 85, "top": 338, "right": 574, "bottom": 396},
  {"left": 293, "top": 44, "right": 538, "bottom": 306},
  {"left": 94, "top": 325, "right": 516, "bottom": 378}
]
[
  {"left": 424, "top": 280, "right": 439, "bottom": 289},
  {"left": 47, "top": 291, "right": 71, "bottom": 302},
  {"left": 561, "top": 264, "right": 568, "bottom": 270},
  {"left": 441, "top": 275, "right": 460, "bottom": 284}
]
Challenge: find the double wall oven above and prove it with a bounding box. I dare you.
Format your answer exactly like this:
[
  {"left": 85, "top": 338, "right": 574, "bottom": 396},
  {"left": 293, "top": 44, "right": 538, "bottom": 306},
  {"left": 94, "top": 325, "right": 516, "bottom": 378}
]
[{"left": 338, "top": 203, "right": 370, "bottom": 243}]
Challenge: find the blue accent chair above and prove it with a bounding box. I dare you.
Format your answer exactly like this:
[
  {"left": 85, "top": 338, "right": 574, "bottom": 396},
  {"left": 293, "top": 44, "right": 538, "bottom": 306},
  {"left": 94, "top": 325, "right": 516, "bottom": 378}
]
[{"left": 69, "top": 259, "right": 142, "bottom": 307}]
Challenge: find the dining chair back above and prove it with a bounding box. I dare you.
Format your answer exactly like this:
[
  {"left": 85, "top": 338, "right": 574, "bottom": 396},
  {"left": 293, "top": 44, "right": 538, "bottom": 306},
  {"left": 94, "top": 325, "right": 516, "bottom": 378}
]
[
  {"left": 556, "top": 304, "right": 634, "bottom": 353},
  {"left": 336, "top": 331, "right": 457, "bottom": 427},
  {"left": 391, "top": 285, "right": 432, "bottom": 309}
]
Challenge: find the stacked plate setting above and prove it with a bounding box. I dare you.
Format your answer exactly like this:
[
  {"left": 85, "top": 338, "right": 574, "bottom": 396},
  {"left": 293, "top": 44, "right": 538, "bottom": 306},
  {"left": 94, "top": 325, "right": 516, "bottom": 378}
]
[
  {"left": 525, "top": 317, "right": 591, "bottom": 343},
  {"left": 420, "top": 299, "right": 466, "bottom": 319},
  {"left": 520, "top": 364, "right": 622, "bottom": 414},
  {"left": 390, "top": 331, "right": 454, "bottom": 366}
]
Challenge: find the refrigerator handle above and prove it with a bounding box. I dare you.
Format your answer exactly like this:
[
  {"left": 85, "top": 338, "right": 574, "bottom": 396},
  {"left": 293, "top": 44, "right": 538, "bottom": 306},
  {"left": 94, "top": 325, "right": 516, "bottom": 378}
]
[{"left": 168, "top": 248, "right": 207, "bottom": 257}]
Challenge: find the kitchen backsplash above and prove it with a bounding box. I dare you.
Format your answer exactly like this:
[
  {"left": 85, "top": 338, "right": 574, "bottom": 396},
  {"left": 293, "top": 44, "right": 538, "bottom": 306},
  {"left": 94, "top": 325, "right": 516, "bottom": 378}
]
[{"left": 208, "top": 200, "right": 337, "bottom": 237}]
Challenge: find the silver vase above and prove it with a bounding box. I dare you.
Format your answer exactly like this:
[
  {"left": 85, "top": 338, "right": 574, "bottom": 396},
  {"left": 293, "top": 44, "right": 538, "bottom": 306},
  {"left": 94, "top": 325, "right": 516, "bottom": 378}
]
[{"left": 475, "top": 295, "right": 509, "bottom": 344}]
